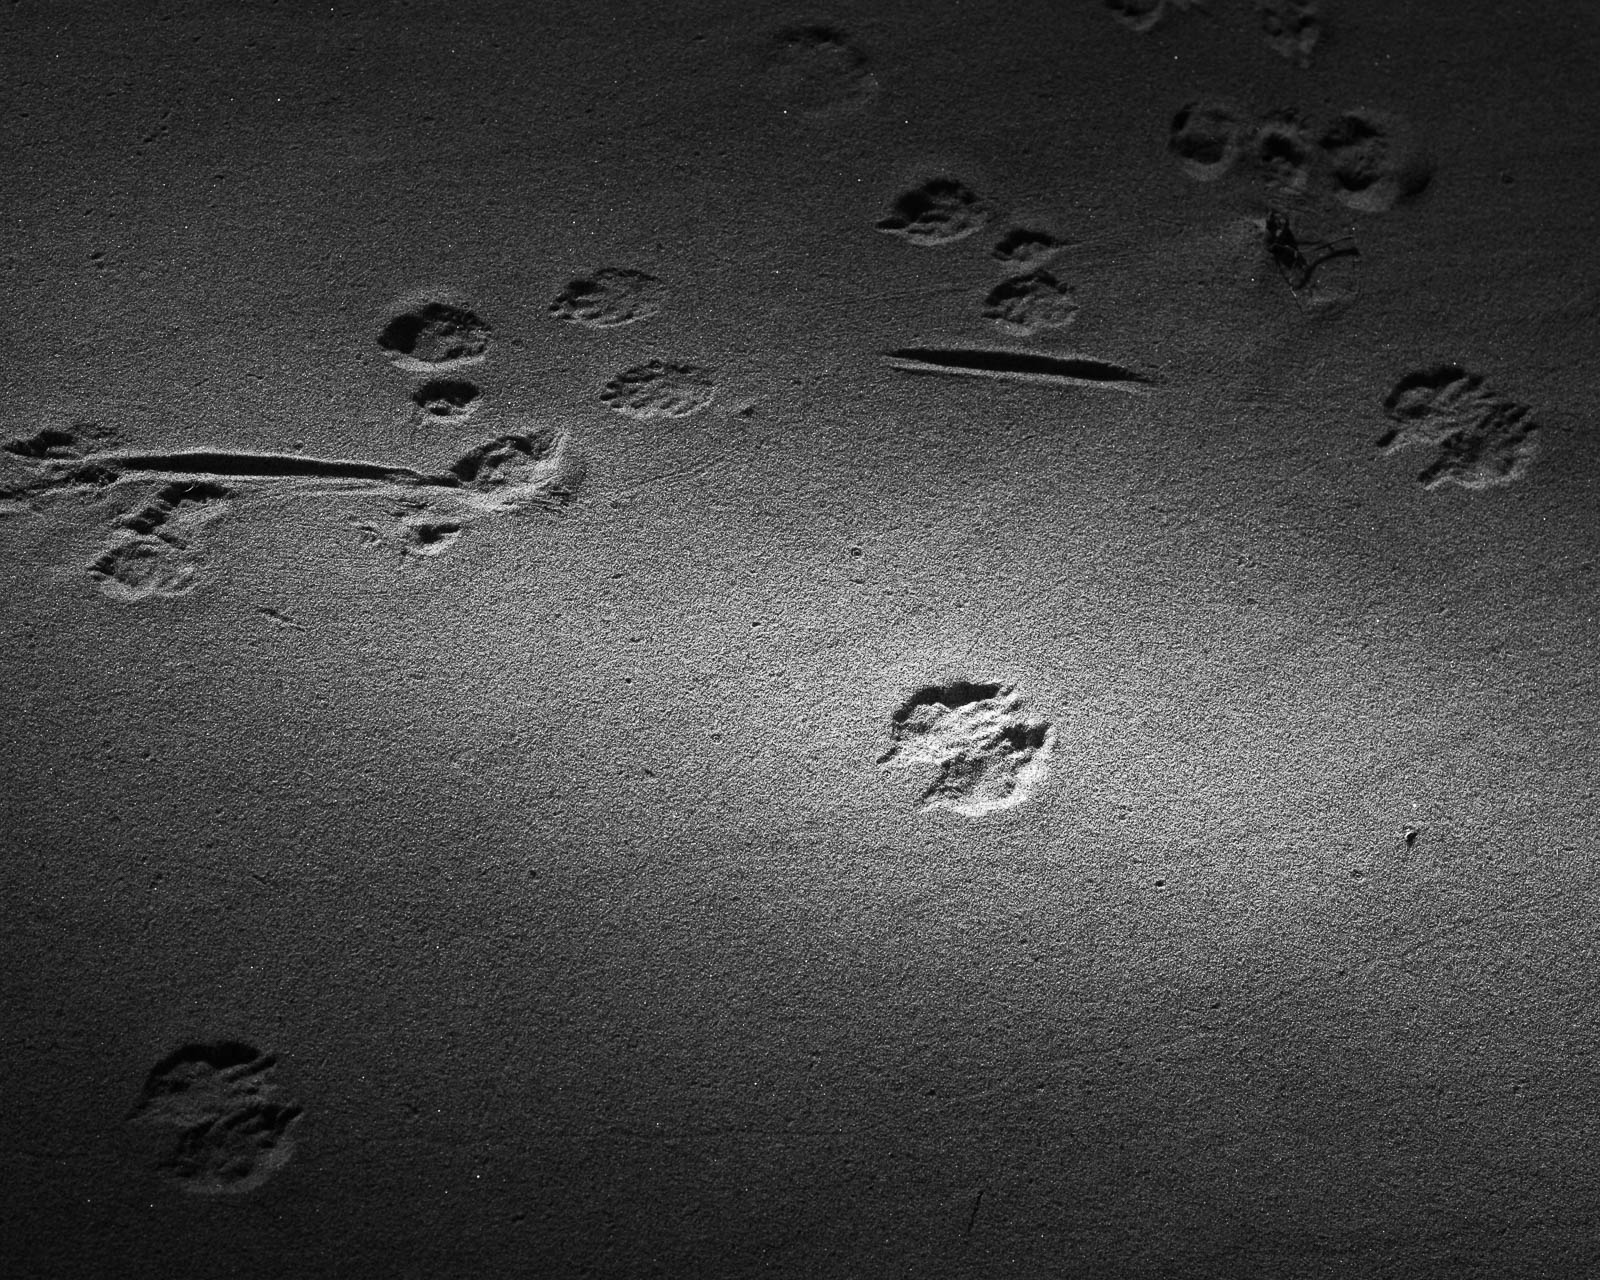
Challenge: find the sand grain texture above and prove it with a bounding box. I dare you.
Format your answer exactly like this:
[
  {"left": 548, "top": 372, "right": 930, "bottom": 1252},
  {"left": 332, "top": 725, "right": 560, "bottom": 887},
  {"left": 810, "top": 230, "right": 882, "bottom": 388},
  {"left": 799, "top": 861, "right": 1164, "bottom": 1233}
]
[{"left": 2, "top": 1, "right": 1599, "bottom": 1277}]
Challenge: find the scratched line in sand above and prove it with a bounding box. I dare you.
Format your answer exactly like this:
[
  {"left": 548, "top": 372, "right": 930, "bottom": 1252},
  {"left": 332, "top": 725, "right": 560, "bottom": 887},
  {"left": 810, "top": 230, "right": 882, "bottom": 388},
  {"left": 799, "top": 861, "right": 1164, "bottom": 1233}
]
[{"left": 882, "top": 347, "right": 1156, "bottom": 392}]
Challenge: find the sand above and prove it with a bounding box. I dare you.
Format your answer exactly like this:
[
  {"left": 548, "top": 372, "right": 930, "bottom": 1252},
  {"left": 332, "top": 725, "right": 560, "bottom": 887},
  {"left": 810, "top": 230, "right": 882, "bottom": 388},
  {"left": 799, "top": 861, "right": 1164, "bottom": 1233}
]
[{"left": 2, "top": 0, "right": 1599, "bottom": 1275}]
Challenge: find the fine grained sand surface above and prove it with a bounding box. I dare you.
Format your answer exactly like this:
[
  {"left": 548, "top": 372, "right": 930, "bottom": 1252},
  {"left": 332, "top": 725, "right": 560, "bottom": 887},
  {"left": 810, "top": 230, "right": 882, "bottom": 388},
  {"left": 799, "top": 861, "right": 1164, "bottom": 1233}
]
[{"left": 3, "top": 1, "right": 1599, "bottom": 1276}]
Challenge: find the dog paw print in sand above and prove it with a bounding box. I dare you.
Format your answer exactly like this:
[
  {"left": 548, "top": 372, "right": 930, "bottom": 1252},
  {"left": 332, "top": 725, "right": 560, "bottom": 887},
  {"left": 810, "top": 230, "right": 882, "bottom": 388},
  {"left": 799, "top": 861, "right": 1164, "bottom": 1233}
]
[
  {"left": 982, "top": 271, "right": 1080, "bottom": 335},
  {"left": 126, "top": 1042, "right": 302, "bottom": 1195},
  {"left": 549, "top": 268, "right": 665, "bottom": 330},
  {"left": 1167, "top": 98, "right": 1253, "bottom": 182},
  {"left": 410, "top": 377, "right": 481, "bottom": 420},
  {"left": 1378, "top": 365, "right": 1539, "bottom": 490},
  {"left": 1169, "top": 101, "right": 1431, "bottom": 210},
  {"left": 377, "top": 298, "right": 491, "bottom": 369},
  {"left": 761, "top": 24, "right": 879, "bottom": 114},
  {"left": 1250, "top": 111, "right": 1319, "bottom": 195},
  {"left": 600, "top": 359, "right": 717, "bottom": 420},
  {"left": 1103, "top": 0, "right": 1203, "bottom": 35},
  {"left": 1319, "top": 110, "right": 1434, "bottom": 212},
  {"left": 1107, "top": 0, "right": 1323, "bottom": 65},
  {"left": 991, "top": 228, "right": 1063, "bottom": 271},
  {"left": 876, "top": 178, "right": 993, "bottom": 247},
  {"left": 1255, "top": 0, "right": 1321, "bottom": 66},
  {"left": 89, "top": 479, "right": 232, "bottom": 602},
  {"left": 878, "top": 681, "right": 1054, "bottom": 817}
]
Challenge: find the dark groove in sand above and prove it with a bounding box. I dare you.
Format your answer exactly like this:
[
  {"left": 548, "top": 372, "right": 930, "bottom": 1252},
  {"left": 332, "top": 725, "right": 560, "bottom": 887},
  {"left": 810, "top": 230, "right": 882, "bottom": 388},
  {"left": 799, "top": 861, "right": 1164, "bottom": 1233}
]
[
  {"left": 108, "top": 450, "right": 457, "bottom": 487},
  {"left": 883, "top": 347, "right": 1155, "bottom": 391}
]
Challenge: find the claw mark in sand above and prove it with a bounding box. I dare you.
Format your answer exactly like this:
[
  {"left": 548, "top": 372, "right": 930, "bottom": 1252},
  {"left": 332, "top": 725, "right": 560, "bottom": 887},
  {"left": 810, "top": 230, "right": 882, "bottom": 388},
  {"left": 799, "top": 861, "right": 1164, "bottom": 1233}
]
[
  {"left": 1378, "top": 365, "right": 1539, "bottom": 490},
  {"left": 880, "top": 681, "right": 1054, "bottom": 817},
  {"left": 126, "top": 1042, "right": 302, "bottom": 1196},
  {"left": 882, "top": 348, "right": 1155, "bottom": 392}
]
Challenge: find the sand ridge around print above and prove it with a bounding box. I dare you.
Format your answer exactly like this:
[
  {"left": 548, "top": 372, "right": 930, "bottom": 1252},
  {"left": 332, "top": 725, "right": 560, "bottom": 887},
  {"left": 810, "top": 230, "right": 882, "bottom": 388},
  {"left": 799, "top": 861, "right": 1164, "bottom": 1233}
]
[{"left": 2, "top": 1, "right": 1598, "bottom": 1277}]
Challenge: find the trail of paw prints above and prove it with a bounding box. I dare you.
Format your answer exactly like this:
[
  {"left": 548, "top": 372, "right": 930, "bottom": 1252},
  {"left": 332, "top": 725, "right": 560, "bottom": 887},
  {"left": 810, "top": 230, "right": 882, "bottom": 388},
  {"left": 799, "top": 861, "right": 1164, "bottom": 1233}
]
[
  {"left": 760, "top": 24, "right": 879, "bottom": 115},
  {"left": 1166, "top": 101, "right": 1431, "bottom": 308},
  {"left": 126, "top": 1042, "right": 302, "bottom": 1195},
  {"left": 879, "top": 681, "right": 1054, "bottom": 817},
  {"left": 371, "top": 292, "right": 583, "bottom": 556},
  {"left": 1378, "top": 366, "right": 1540, "bottom": 490},
  {"left": 1167, "top": 100, "right": 1432, "bottom": 212},
  {"left": 1105, "top": 0, "right": 1323, "bottom": 66},
  {"left": 378, "top": 292, "right": 489, "bottom": 435},
  {"left": 872, "top": 172, "right": 1087, "bottom": 338}
]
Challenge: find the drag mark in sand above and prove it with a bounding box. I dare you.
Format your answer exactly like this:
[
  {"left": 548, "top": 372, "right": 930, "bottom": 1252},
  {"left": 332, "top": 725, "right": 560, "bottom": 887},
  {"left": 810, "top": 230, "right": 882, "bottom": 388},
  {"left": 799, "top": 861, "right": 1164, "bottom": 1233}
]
[
  {"left": 880, "top": 682, "right": 1054, "bottom": 817},
  {"left": 3, "top": 427, "right": 583, "bottom": 599},
  {"left": 126, "top": 1042, "right": 302, "bottom": 1195},
  {"left": 1378, "top": 365, "right": 1539, "bottom": 490},
  {"left": 11, "top": 432, "right": 583, "bottom": 512},
  {"left": 882, "top": 348, "right": 1155, "bottom": 392}
]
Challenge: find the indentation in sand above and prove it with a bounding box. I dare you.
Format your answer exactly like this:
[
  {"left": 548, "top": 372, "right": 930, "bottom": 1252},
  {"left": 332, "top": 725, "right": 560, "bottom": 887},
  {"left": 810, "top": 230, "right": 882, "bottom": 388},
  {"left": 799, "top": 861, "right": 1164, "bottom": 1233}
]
[
  {"left": 880, "top": 681, "right": 1054, "bottom": 817},
  {"left": 127, "top": 1042, "right": 302, "bottom": 1195},
  {"left": 876, "top": 178, "right": 992, "bottom": 247},
  {"left": 601, "top": 360, "right": 718, "bottom": 420},
  {"left": 1378, "top": 365, "right": 1539, "bottom": 490},
  {"left": 550, "top": 268, "right": 665, "bottom": 330}
]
